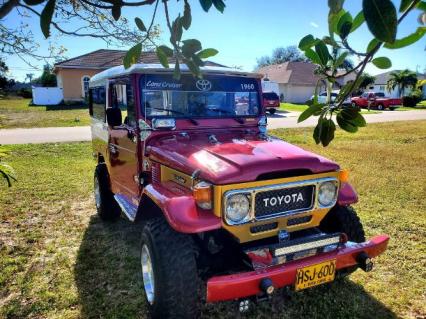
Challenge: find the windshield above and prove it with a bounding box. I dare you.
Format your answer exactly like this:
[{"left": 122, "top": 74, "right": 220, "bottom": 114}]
[
  {"left": 141, "top": 74, "right": 260, "bottom": 118},
  {"left": 263, "top": 92, "right": 279, "bottom": 99}
]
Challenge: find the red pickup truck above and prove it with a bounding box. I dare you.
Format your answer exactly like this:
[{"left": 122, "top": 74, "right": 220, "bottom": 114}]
[{"left": 351, "top": 92, "right": 401, "bottom": 110}]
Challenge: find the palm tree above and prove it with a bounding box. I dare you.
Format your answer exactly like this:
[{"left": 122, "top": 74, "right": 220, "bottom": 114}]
[
  {"left": 386, "top": 70, "right": 418, "bottom": 97},
  {"left": 0, "top": 146, "right": 16, "bottom": 187},
  {"left": 359, "top": 73, "right": 376, "bottom": 90}
]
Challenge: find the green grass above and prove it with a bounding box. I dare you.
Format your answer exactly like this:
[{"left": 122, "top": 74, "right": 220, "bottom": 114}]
[
  {"left": 0, "top": 98, "right": 90, "bottom": 129},
  {"left": 1, "top": 121, "right": 426, "bottom": 318},
  {"left": 279, "top": 103, "right": 381, "bottom": 115}
]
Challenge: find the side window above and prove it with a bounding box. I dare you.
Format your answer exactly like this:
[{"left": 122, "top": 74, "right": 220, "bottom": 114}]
[
  {"left": 112, "top": 81, "right": 136, "bottom": 127},
  {"left": 91, "top": 87, "right": 106, "bottom": 121}
]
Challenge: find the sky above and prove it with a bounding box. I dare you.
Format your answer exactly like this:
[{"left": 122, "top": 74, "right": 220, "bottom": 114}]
[{"left": 3, "top": 0, "right": 426, "bottom": 81}]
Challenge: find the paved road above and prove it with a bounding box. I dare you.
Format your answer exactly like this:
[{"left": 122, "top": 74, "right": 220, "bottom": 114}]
[
  {"left": 0, "top": 126, "right": 91, "bottom": 144},
  {"left": 1, "top": 110, "right": 425, "bottom": 144},
  {"left": 267, "top": 109, "right": 426, "bottom": 129}
]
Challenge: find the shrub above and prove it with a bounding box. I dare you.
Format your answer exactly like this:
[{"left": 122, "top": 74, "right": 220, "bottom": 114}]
[
  {"left": 402, "top": 89, "right": 422, "bottom": 107},
  {"left": 16, "top": 88, "right": 32, "bottom": 99}
]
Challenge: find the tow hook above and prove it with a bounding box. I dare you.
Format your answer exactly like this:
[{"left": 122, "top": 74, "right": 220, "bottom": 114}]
[
  {"left": 259, "top": 278, "right": 275, "bottom": 295},
  {"left": 357, "top": 252, "right": 374, "bottom": 272}
]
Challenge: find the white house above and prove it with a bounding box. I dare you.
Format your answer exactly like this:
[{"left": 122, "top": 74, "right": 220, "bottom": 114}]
[
  {"left": 370, "top": 71, "right": 426, "bottom": 98},
  {"left": 257, "top": 62, "right": 356, "bottom": 103}
]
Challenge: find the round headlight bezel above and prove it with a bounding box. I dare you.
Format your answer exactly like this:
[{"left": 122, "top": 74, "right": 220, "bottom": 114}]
[
  {"left": 318, "top": 181, "right": 338, "bottom": 207},
  {"left": 225, "top": 193, "right": 251, "bottom": 225}
]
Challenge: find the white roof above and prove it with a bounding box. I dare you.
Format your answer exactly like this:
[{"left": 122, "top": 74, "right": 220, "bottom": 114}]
[{"left": 89, "top": 63, "right": 262, "bottom": 87}]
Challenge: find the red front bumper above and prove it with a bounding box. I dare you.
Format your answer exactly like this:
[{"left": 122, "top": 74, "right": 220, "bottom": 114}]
[{"left": 206, "top": 235, "right": 389, "bottom": 302}]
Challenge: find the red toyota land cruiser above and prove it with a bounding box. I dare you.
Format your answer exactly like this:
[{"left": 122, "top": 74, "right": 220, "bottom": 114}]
[
  {"left": 89, "top": 64, "right": 389, "bottom": 318},
  {"left": 262, "top": 91, "right": 280, "bottom": 114}
]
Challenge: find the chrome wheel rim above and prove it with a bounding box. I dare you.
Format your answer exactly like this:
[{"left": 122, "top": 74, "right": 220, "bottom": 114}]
[
  {"left": 94, "top": 176, "right": 101, "bottom": 209},
  {"left": 141, "top": 244, "right": 155, "bottom": 304}
]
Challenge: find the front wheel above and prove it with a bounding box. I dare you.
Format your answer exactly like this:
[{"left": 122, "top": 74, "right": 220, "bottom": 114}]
[
  {"left": 268, "top": 108, "right": 276, "bottom": 114},
  {"left": 377, "top": 104, "right": 384, "bottom": 110},
  {"left": 320, "top": 205, "right": 365, "bottom": 277},
  {"left": 141, "top": 218, "right": 199, "bottom": 319}
]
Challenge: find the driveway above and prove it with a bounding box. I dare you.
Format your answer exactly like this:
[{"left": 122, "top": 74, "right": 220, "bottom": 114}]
[{"left": 0, "top": 110, "right": 426, "bottom": 144}]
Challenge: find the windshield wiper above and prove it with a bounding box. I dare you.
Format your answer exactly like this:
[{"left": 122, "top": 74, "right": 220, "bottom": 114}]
[{"left": 152, "top": 107, "right": 184, "bottom": 115}]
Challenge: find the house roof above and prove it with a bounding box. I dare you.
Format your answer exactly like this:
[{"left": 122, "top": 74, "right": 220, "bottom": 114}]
[
  {"left": 374, "top": 70, "right": 426, "bottom": 85},
  {"left": 257, "top": 62, "right": 321, "bottom": 86},
  {"left": 54, "top": 49, "right": 225, "bottom": 71}
]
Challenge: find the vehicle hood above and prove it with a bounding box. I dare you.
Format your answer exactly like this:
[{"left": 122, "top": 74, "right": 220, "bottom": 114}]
[{"left": 147, "top": 131, "right": 339, "bottom": 184}]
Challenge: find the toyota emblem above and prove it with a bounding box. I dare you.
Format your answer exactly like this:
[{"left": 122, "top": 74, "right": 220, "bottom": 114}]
[{"left": 196, "top": 79, "right": 212, "bottom": 91}]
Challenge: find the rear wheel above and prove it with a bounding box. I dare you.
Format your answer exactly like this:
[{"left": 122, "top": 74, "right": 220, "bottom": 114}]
[
  {"left": 389, "top": 107, "right": 396, "bottom": 111},
  {"left": 320, "top": 205, "right": 365, "bottom": 277},
  {"left": 140, "top": 217, "right": 199, "bottom": 319},
  {"left": 268, "top": 108, "right": 276, "bottom": 114},
  {"left": 351, "top": 102, "right": 357, "bottom": 108},
  {"left": 94, "top": 164, "right": 120, "bottom": 221},
  {"left": 377, "top": 104, "right": 384, "bottom": 110}
]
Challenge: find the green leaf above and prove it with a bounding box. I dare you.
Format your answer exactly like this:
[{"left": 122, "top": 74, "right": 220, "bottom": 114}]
[
  {"left": 335, "top": 51, "right": 349, "bottom": 67},
  {"left": 40, "top": 0, "right": 56, "bottom": 38},
  {"left": 156, "top": 46, "right": 170, "bottom": 68},
  {"left": 320, "top": 118, "right": 336, "bottom": 146},
  {"left": 182, "top": 39, "right": 202, "bottom": 56},
  {"left": 366, "top": 38, "right": 380, "bottom": 53},
  {"left": 182, "top": 1, "right": 192, "bottom": 30},
  {"left": 184, "top": 58, "right": 201, "bottom": 78},
  {"left": 352, "top": 113, "right": 367, "bottom": 127},
  {"left": 171, "top": 15, "right": 183, "bottom": 43},
  {"left": 111, "top": 4, "right": 121, "bottom": 21},
  {"left": 298, "top": 104, "right": 323, "bottom": 123},
  {"left": 197, "top": 48, "right": 218, "bottom": 59},
  {"left": 328, "top": 0, "right": 344, "bottom": 13},
  {"left": 363, "top": 0, "right": 397, "bottom": 43},
  {"left": 135, "top": 17, "right": 146, "bottom": 32},
  {"left": 315, "top": 41, "right": 330, "bottom": 66},
  {"left": 199, "top": 0, "right": 213, "bottom": 12},
  {"left": 329, "top": 9, "right": 346, "bottom": 34},
  {"left": 372, "top": 56, "right": 392, "bottom": 69},
  {"left": 304, "top": 48, "right": 322, "bottom": 65},
  {"left": 384, "top": 27, "right": 426, "bottom": 49},
  {"left": 212, "top": 0, "right": 226, "bottom": 13},
  {"left": 158, "top": 45, "right": 174, "bottom": 57},
  {"left": 337, "top": 11, "right": 353, "bottom": 38},
  {"left": 418, "top": 2, "right": 426, "bottom": 11},
  {"left": 123, "top": 43, "right": 142, "bottom": 69},
  {"left": 299, "top": 34, "right": 316, "bottom": 50},
  {"left": 174, "top": 60, "right": 181, "bottom": 80},
  {"left": 399, "top": 0, "right": 412, "bottom": 12},
  {"left": 350, "top": 11, "right": 365, "bottom": 32},
  {"left": 336, "top": 113, "right": 358, "bottom": 132}
]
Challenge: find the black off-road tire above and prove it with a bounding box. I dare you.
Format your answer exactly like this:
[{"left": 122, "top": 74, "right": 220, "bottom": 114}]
[
  {"left": 94, "top": 164, "right": 120, "bottom": 221},
  {"left": 268, "top": 108, "right": 276, "bottom": 115},
  {"left": 140, "top": 217, "right": 199, "bottom": 319},
  {"left": 377, "top": 104, "right": 384, "bottom": 110},
  {"left": 320, "top": 205, "right": 365, "bottom": 277}
]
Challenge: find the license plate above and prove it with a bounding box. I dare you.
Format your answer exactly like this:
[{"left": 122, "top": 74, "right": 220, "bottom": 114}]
[{"left": 295, "top": 259, "right": 336, "bottom": 291}]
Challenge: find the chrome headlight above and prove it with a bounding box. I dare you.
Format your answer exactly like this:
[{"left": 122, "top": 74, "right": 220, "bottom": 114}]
[
  {"left": 318, "top": 181, "right": 338, "bottom": 207},
  {"left": 225, "top": 193, "right": 251, "bottom": 224}
]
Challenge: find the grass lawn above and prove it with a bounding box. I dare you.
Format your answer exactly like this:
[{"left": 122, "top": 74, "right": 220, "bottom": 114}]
[
  {"left": 1, "top": 121, "right": 426, "bottom": 318},
  {"left": 279, "top": 102, "right": 381, "bottom": 115},
  {"left": 0, "top": 98, "right": 90, "bottom": 129}
]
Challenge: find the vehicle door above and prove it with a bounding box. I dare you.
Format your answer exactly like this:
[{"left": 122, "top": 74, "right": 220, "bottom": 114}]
[
  {"left": 106, "top": 79, "right": 140, "bottom": 204},
  {"left": 359, "top": 92, "right": 368, "bottom": 107}
]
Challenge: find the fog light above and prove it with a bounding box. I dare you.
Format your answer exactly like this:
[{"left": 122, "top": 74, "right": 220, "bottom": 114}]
[
  {"left": 357, "top": 252, "right": 374, "bottom": 272},
  {"left": 238, "top": 299, "right": 250, "bottom": 312}
]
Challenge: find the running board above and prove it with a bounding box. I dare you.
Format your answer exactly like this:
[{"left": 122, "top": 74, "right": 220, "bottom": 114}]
[{"left": 114, "top": 194, "right": 138, "bottom": 222}]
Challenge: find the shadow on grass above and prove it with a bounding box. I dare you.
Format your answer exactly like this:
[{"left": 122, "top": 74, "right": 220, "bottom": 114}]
[{"left": 75, "top": 216, "right": 396, "bottom": 319}]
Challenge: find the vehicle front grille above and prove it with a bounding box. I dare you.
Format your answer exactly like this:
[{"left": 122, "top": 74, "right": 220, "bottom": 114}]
[{"left": 254, "top": 185, "right": 314, "bottom": 219}]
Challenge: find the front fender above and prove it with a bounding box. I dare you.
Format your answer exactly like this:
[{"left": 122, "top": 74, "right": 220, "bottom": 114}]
[
  {"left": 140, "top": 183, "right": 221, "bottom": 233},
  {"left": 338, "top": 182, "right": 358, "bottom": 206}
]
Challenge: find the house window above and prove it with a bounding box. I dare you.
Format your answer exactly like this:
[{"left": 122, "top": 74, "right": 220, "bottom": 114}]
[{"left": 82, "top": 76, "right": 90, "bottom": 98}]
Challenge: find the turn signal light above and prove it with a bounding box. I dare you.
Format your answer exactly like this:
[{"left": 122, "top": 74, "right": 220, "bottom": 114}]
[
  {"left": 339, "top": 169, "right": 349, "bottom": 183},
  {"left": 193, "top": 181, "right": 212, "bottom": 210}
]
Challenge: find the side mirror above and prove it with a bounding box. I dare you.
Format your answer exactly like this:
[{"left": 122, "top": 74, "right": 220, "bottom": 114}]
[{"left": 106, "top": 108, "right": 122, "bottom": 127}]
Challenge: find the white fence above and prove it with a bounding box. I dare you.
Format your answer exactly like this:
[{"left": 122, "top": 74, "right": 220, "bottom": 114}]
[{"left": 32, "top": 87, "right": 63, "bottom": 105}]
